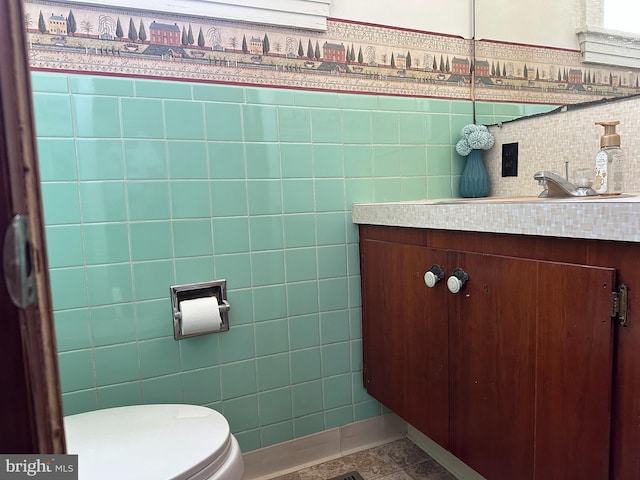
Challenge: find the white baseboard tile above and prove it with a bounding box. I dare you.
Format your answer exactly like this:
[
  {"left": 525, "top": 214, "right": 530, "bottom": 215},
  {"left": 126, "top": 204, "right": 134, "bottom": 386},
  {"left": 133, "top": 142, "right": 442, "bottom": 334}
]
[
  {"left": 242, "top": 413, "right": 407, "bottom": 480},
  {"left": 407, "top": 425, "right": 487, "bottom": 480}
]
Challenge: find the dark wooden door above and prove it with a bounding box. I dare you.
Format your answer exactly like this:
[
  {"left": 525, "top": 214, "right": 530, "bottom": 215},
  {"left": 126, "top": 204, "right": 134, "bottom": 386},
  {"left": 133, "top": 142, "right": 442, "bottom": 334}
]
[
  {"left": 361, "top": 240, "right": 449, "bottom": 448},
  {"left": 449, "top": 251, "right": 614, "bottom": 480}
]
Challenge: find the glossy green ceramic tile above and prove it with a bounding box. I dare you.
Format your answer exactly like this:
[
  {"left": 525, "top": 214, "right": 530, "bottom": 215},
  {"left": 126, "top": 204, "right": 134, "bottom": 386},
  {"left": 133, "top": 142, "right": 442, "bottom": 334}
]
[
  {"left": 313, "top": 145, "right": 343, "bottom": 178},
  {"left": 450, "top": 100, "right": 474, "bottom": 114},
  {"left": 295, "top": 91, "right": 338, "bottom": 108},
  {"left": 80, "top": 182, "right": 126, "bottom": 222},
  {"left": 209, "top": 143, "right": 246, "bottom": 179},
  {"left": 193, "top": 84, "right": 245, "bottom": 103},
  {"left": 373, "top": 177, "right": 402, "bottom": 202},
  {"left": 138, "top": 337, "right": 181, "bottom": 378},
  {"left": 164, "top": 100, "right": 205, "bottom": 140},
  {"left": 352, "top": 372, "right": 371, "bottom": 403},
  {"left": 61, "top": 390, "right": 98, "bottom": 416},
  {"left": 322, "top": 342, "right": 350, "bottom": 376},
  {"left": 41, "top": 183, "right": 81, "bottom": 225},
  {"left": 249, "top": 215, "right": 283, "bottom": 250},
  {"left": 427, "top": 145, "right": 452, "bottom": 176},
  {"left": 182, "top": 366, "right": 221, "bottom": 404},
  {"left": 494, "top": 103, "right": 525, "bottom": 116},
  {"left": 212, "top": 217, "right": 249, "bottom": 254},
  {"left": 131, "top": 260, "right": 174, "bottom": 301},
  {"left": 285, "top": 248, "right": 317, "bottom": 282},
  {"left": 205, "top": 103, "right": 243, "bottom": 141},
  {"left": 320, "top": 310, "right": 350, "bottom": 344},
  {"left": 58, "top": 350, "right": 95, "bottom": 392},
  {"left": 167, "top": 141, "right": 208, "bottom": 179},
  {"left": 278, "top": 107, "right": 311, "bottom": 143},
  {"left": 349, "top": 309, "right": 362, "bottom": 339},
  {"left": 252, "top": 251, "right": 285, "bottom": 286},
  {"left": 283, "top": 214, "right": 316, "bottom": 248},
  {"left": 223, "top": 395, "right": 259, "bottom": 432},
  {"left": 292, "top": 380, "right": 322, "bottom": 416},
  {"left": 322, "top": 373, "right": 352, "bottom": 410},
  {"left": 425, "top": 114, "right": 451, "bottom": 144},
  {"left": 234, "top": 429, "right": 261, "bottom": 453},
  {"left": 324, "top": 405, "right": 354, "bottom": 429},
  {"left": 49, "top": 268, "right": 88, "bottom": 310},
  {"left": 355, "top": 399, "right": 383, "bottom": 421},
  {"left": 338, "top": 94, "right": 377, "bottom": 110},
  {"left": 121, "top": 98, "right": 164, "bottom": 138},
  {"left": 69, "top": 76, "right": 133, "bottom": 96},
  {"left": 314, "top": 179, "right": 345, "bottom": 212},
  {"left": 85, "top": 264, "right": 133, "bottom": 306},
  {"left": 83, "top": 222, "right": 129, "bottom": 264},
  {"left": 317, "top": 246, "right": 347, "bottom": 279},
  {"left": 211, "top": 180, "right": 248, "bottom": 217},
  {"left": 280, "top": 144, "right": 313, "bottom": 178},
  {"left": 427, "top": 176, "right": 453, "bottom": 199},
  {"left": 290, "top": 348, "right": 321, "bottom": 383},
  {"left": 311, "top": 109, "right": 342, "bottom": 143},
  {"left": 289, "top": 314, "right": 320, "bottom": 350},
  {"left": 318, "top": 278, "right": 348, "bottom": 312},
  {"left": 246, "top": 87, "right": 294, "bottom": 106},
  {"left": 243, "top": 105, "right": 279, "bottom": 142},
  {"left": 46, "top": 225, "right": 84, "bottom": 268},
  {"left": 141, "top": 374, "right": 184, "bottom": 403},
  {"left": 287, "top": 281, "right": 319, "bottom": 317},
  {"left": 126, "top": 181, "right": 170, "bottom": 220},
  {"left": 135, "top": 79, "right": 191, "bottom": 99},
  {"left": 316, "top": 212, "right": 347, "bottom": 246},
  {"left": 179, "top": 334, "right": 220, "bottom": 370},
  {"left": 294, "top": 413, "right": 325, "bottom": 438},
  {"left": 97, "top": 382, "right": 141, "bottom": 409},
  {"left": 450, "top": 115, "right": 474, "bottom": 143},
  {"left": 226, "top": 290, "right": 253, "bottom": 325},
  {"left": 221, "top": 360, "right": 257, "bottom": 398},
  {"left": 372, "top": 145, "right": 400, "bottom": 176},
  {"left": 246, "top": 143, "right": 280, "bottom": 179},
  {"left": 255, "top": 319, "right": 289, "bottom": 356},
  {"left": 218, "top": 324, "right": 255, "bottom": 363},
  {"left": 91, "top": 303, "right": 136, "bottom": 346},
  {"left": 129, "top": 221, "right": 172, "bottom": 261},
  {"left": 247, "top": 180, "right": 282, "bottom": 215},
  {"left": 72, "top": 96, "right": 121, "bottom": 138},
  {"left": 76, "top": 139, "right": 124, "bottom": 180},
  {"left": 135, "top": 299, "right": 174, "bottom": 340},
  {"left": 372, "top": 111, "right": 399, "bottom": 145},
  {"left": 350, "top": 339, "right": 362, "bottom": 371},
  {"left": 282, "top": 179, "right": 314, "bottom": 214},
  {"left": 420, "top": 98, "right": 450, "bottom": 114},
  {"left": 348, "top": 276, "right": 361, "bottom": 308},
  {"left": 37, "top": 139, "right": 77, "bottom": 181},
  {"left": 123, "top": 140, "right": 167, "bottom": 179},
  {"left": 32, "top": 93, "right": 74, "bottom": 137},
  {"left": 400, "top": 145, "right": 427, "bottom": 176},
  {"left": 175, "top": 256, "right": 214, "bottom": 284},
  {"left": 171, "top": 181, "right": 211, "bottom": 218},
  {"left": 476, "top": 115, "right": 495, "bottom": 125},
  {"left": 257, "top": 353, "right": 290, "bottom": 390},
  {"left": 259, "top": 387, "right": 292, "bottom": 425},
  {"left": 252, "top": 285, "right": 287, "bottom": 322},
  {"left": 399, "top": 113, "right": 427, "bottom": 144},
  {"left": 172, "top": 219, "right": 213, "bottom": 257},
  {"left": 94, "top": 343, "right": 139, "bottom": 386},
  {"left": 341, "top": 111, "right": 371, "bottom": 144},
  {"left": 31, "top": 72, "right": 69, "bottom": 93},
  {"left": 214, "top": 253, "right": 252, "bottom": 289},
  {"left": 54, "top": 309, "right": 92, "bottom": 352},
  {"left": 401, "top": 177, "right": 427, "bottom": 200},
  {"left": 346, "top": 245, "right": 360, "bottom": 277},
  {"left": 343, "top": 145, "right": 372, "bottom": 178}
]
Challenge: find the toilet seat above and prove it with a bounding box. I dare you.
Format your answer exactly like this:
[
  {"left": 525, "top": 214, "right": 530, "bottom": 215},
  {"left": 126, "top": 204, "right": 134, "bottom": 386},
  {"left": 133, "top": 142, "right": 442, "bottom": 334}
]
[{"left": 64, "top": 404, "right": 241, "bottom": 480}]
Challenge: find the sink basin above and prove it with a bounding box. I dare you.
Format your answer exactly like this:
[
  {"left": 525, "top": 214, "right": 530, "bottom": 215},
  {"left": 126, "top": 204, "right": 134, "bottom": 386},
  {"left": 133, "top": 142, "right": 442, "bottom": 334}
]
[{"left": 434, "top": 194, "right": 636, "bottom": 204}]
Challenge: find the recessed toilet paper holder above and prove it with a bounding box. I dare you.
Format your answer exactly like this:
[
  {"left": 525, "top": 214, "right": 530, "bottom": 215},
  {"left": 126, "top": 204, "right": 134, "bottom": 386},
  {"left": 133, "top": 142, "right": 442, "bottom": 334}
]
[{"left": 170, "top": 280, "right": 230, "bottom": 339}]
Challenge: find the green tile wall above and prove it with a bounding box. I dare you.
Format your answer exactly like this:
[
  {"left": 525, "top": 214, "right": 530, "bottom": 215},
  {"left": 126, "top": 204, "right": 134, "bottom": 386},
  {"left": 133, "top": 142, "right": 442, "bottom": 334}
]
[{"left": 33, "top": 72, "right": 533, "bottom": 453}]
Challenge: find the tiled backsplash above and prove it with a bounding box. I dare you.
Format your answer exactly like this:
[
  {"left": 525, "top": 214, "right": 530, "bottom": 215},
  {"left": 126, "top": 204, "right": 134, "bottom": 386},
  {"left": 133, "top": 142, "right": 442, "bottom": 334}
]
[{"left": 34, "top": 72, "right": 550, "bottom": 452}]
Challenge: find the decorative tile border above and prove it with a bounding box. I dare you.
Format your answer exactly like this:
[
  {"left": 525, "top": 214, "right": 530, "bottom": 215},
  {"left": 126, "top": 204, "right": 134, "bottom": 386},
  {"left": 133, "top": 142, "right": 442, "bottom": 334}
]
[{"left": 25, "top": 0, "right": 640, "bottom": 104}]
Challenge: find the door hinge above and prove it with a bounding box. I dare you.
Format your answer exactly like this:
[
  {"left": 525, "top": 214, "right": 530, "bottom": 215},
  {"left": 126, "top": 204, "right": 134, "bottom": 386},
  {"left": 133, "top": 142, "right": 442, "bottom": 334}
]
[{"left": 611, "top": 284, "right": 628, "bottom": 326}]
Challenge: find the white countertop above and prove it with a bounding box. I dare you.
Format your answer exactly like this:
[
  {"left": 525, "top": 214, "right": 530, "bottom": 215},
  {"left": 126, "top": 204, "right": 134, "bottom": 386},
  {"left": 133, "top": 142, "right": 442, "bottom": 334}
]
[{"left": 351, "top": 195, "right": 640, "bottom": 243}]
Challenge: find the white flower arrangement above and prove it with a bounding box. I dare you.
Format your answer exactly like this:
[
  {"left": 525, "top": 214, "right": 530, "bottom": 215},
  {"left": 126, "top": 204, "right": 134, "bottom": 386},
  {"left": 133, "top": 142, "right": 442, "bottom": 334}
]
[{"left": 455, "top": 124, "right": 495, "bottom": 156}]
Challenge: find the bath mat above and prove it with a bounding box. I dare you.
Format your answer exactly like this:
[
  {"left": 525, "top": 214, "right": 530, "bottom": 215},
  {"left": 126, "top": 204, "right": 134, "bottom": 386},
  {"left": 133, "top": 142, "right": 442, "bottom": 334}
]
[{"left": 327, "top": 472, "right": 365, "bottom": 480}]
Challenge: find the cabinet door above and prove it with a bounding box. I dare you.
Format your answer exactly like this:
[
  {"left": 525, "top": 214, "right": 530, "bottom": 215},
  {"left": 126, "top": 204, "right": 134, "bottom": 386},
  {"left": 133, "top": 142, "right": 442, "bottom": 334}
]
[
  {"left": 449, "top": 251, "right": 614, "bottom": 480},
  {"left": 360, "top": 240, "right": 449, "bottom": 448}
]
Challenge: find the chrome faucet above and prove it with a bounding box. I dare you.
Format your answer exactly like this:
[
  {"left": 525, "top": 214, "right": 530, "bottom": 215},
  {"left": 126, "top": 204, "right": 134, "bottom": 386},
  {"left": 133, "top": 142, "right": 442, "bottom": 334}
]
[{"left": 533, "top": 170, "right": 597, "bottom": 197}]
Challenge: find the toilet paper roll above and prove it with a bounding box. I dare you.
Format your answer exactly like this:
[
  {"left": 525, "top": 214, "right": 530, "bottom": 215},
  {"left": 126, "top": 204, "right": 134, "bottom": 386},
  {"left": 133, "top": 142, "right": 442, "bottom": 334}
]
[{"left": 179, "top": 296, "right": 223, "bottom": 336}]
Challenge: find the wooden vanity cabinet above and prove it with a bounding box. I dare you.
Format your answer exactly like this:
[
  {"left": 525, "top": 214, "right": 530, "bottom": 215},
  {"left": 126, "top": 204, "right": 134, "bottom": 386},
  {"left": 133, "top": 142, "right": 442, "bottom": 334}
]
[{"left": 360, "top": 225, "right": 619, "bottom": 480}]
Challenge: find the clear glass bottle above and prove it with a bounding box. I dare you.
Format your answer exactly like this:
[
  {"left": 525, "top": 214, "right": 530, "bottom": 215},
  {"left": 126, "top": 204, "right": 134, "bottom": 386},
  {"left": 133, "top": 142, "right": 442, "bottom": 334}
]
[{"left": 594, "top": 121, "right": 624, "bottom": 195}]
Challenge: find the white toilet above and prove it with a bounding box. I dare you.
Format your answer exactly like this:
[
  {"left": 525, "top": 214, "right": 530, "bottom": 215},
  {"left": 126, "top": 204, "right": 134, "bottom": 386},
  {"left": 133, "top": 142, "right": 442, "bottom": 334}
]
[{"left": 64, "top": 404, "right": 244, "bottom": 480}]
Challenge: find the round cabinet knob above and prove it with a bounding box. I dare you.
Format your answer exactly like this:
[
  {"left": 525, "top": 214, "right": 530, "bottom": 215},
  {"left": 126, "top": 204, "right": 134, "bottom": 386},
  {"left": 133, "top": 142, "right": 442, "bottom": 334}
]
[
  {"left": 447, "top": 268, "right": 469, "bottom": 294},
  {"left": 424, "top": 264, "right": 445, "bottom": 288}
]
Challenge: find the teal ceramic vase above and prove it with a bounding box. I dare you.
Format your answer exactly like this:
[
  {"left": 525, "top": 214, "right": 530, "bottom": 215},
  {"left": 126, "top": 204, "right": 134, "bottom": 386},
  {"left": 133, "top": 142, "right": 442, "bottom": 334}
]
[{"left": 460, "top": 149, "right": 490, "bottom": 198}]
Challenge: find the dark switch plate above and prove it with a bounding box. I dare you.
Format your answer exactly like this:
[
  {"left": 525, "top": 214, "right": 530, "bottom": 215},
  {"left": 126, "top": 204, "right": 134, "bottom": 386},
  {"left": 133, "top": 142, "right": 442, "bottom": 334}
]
[{"left": 502, "top": 142, "right": 518, "bottom": 177}]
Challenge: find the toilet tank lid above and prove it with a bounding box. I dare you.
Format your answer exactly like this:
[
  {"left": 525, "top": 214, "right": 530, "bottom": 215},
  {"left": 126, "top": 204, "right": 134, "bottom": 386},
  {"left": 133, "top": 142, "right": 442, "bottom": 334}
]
[{"left": 64, "top": 404, "right": 232, "bottom": 480}]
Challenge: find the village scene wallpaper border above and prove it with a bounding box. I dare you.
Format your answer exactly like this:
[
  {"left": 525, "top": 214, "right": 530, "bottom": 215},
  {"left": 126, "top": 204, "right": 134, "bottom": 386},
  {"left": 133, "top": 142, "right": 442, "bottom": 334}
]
[{"left": 24, "top": 0, "right": 640, "bottom": 104}]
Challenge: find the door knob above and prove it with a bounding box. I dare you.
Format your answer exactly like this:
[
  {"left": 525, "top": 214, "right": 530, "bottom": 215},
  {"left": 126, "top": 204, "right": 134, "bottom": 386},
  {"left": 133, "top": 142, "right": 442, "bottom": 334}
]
[
  {"left": 424, "top": 264, "right": 445, "bottom": 288},
  {"left": 447, "top": 268, "right": 469, "bottom": 294}
]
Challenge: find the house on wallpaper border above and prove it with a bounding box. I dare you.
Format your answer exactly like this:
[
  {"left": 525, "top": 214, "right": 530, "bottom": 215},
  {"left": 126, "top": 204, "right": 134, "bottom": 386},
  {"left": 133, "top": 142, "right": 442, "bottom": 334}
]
[
  {"left": 323, "top": 42, "right": 345, "bottom": 62},
  {"left": 48, "top": 14, "right": 67, "bottom": 35},
  {"left": 149, "top": 22, "right": 181, "bottom": 45},
  {"left": 452, "top": 57, "right": 470, "bottom": 75},
  {"left": 475, "top": 60, "right": 490, "bottom": 77}
]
